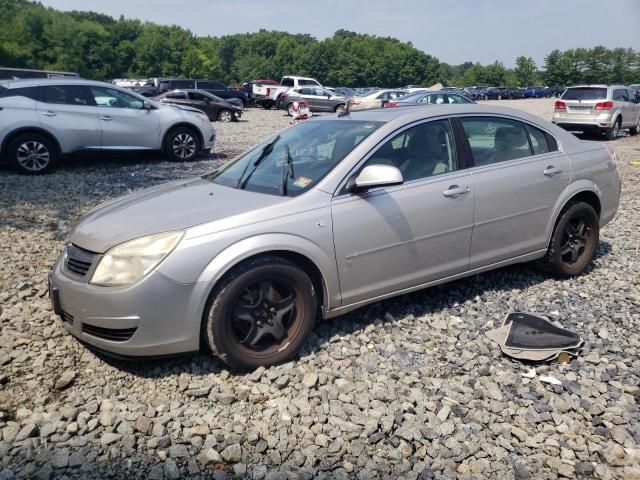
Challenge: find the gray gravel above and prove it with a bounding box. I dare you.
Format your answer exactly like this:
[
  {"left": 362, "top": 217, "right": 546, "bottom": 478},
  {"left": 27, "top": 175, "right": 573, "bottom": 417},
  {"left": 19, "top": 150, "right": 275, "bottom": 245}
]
[{"left": 1, "top": 101, "right": 639, "bottom": 479}]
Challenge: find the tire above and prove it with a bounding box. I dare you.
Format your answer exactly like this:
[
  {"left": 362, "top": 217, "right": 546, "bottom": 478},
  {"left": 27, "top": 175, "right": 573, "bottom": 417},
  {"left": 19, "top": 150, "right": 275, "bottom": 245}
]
[
  {"left": 539, "top": 202, "right": 599, "bottom": 278},
  {"left": 262, "top": 101, "right": 273, "bottom": 110},
  {"left": 286, "top": 103, "right": 295, "bottom": 117},
  {"left": 8, "top": 133, "right": 58, "bottom": 175},
  {"left": 604, "top": 118, "right": 621, "bottom": 140},
  {"left": 629, "top": 116, "right": 639, "bottom": 136},
  {"left": 334, "top": 103, "right": 346, "bottom": 113},
  {"left": 164, "top": 127, "right": 201, "bottom": 161},
  {"left": 218, "top": 109, "right": 233, "bottom": 122},
  {"left": 203, "top": 256, "right": 317, "bottom": 370}
]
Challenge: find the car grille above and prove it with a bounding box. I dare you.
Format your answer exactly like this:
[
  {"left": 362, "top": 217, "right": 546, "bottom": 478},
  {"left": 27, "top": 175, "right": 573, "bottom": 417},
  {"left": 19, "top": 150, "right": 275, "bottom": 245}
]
[
  {"left": 60, "top": 310, "right": 74, "bottom": 325},
  {"left": 82, "top": 324, "right": 137, "bottom": 342},
  {"left": 65, "top": 244, "right": 97, "bottom": 277}
]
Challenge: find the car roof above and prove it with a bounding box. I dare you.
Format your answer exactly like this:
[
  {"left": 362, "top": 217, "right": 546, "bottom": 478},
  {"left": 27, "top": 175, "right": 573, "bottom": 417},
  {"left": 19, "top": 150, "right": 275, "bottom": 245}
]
[
  {"left": 567, "top": 85, "right": 626, "bottom": 89},
  {"left": 314, "top": 103, "right": 566, "bottom": 129}
]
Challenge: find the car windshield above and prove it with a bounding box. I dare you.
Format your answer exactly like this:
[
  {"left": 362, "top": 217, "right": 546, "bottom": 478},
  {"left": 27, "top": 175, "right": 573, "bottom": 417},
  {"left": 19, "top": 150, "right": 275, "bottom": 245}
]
[
  {"left": 204, "top": 119, "right": 383, "bottom": 197},
  {"left": 562, "top": 87, "right": 607, "bottom": 101}
]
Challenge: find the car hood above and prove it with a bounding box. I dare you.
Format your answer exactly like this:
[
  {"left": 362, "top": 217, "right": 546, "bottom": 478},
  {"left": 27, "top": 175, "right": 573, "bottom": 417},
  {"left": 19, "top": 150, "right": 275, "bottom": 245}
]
[{"left": 70, "top": 178, "right": 287, "bottom": 253}]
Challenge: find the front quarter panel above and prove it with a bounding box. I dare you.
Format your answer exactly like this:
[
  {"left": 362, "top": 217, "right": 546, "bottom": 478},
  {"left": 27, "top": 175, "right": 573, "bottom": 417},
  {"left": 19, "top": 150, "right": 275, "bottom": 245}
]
[{"left": 156, "top": 190, "right": 340, "bottom": 308}]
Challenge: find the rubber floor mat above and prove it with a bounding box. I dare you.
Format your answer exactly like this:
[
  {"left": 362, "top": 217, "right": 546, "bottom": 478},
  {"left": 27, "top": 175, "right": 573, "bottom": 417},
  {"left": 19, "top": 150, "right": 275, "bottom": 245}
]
[
  {"left": 503, "top": 312, "right": 583, "bottom": 351},
  {"left": 485, "top": 312, "right": 583, "bottom": 362}
]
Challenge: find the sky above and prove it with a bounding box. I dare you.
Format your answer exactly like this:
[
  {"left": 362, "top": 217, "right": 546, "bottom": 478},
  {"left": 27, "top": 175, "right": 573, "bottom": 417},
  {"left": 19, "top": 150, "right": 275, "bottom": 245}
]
[{"left": 38, "top": 0, "right": 640, "bottom": 67}]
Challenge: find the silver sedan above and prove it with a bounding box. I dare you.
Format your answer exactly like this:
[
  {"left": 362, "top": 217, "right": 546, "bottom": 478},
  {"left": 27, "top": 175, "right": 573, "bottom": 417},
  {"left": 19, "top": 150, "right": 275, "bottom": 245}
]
[{"left": 49, "top": 104, "right": 621, "bottom": 369}]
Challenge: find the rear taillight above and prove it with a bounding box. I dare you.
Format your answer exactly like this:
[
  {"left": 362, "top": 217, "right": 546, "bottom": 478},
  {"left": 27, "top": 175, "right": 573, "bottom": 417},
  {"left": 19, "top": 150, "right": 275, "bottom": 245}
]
[
  {"left": 554, "top": 100, "right": 566, "bottom": 110},
  {"left": 386, "top": 101, "right": 398, "bottom": 108},
  {"left": 594, "top": 101, "right": 614, "bottom": 110}
]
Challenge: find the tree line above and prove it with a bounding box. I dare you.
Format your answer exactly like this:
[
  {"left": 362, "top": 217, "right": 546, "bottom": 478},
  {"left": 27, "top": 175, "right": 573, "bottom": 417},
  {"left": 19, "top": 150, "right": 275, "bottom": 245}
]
[{"left": 1, "top": 0, "right": 639, "bottom": 88}]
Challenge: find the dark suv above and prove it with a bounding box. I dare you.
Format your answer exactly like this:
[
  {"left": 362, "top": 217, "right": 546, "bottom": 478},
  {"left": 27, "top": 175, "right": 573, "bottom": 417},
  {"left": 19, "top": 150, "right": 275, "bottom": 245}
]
[{"left": 159, "top": 80, "right": 249, "bottom": 107}]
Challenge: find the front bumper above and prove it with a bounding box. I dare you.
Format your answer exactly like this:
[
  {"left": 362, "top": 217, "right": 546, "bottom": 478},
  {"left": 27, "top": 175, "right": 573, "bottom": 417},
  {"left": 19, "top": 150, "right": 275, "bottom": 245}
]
[
  {"left": 552, "top": 111, "right": 615, "bottom": 130},
  {"left": 49, "top": 254, "right": 206, "bottom": 357}
]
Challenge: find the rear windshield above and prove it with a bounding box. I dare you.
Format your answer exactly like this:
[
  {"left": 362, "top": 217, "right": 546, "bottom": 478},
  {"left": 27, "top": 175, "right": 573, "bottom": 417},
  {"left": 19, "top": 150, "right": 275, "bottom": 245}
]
[{"left": 562, "top": 88, "right": 607, "bottom": 101}]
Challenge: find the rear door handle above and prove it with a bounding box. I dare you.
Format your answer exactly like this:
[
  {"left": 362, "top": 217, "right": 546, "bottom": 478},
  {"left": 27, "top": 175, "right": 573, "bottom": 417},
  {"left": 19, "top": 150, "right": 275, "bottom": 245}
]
[
  {"left": 41, "top": 111, "right": 57, "bottom": 117},
  {"left": 543, "top": 165, "right": 562, "bottom": 176},
  {"left": 100, "top": 116, "right": 113, "bottom": 121},
  {"left": 443, "top": 185, "right": 471, "bottom": 198}
]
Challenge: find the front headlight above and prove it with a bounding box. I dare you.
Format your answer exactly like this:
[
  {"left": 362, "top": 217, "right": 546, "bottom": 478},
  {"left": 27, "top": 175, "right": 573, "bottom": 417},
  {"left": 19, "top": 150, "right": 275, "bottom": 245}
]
[{"left": 90, "top": 231, "right": 184, "bottom": 286}]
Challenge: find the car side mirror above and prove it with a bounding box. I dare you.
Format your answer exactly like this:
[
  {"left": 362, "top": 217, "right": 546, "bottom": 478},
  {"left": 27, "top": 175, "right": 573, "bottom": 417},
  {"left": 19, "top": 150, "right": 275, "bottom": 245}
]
[
  {"left": 143, "top": 101, "right": 152, "bottom": 110},
  {"left": 347, "top": 165, "right": 404, "bottom": 193}
]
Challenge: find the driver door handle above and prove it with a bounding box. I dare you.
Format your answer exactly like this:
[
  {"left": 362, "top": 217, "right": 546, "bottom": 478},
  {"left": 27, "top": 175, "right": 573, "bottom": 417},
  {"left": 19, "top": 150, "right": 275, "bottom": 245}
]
[
  {"left": 443, "top": 185, "right": 471, "bottom": 198},
  {"left": 99, "top": 116, "right": 113, "bottom": 121},
  {"left": 41, "top": 111, "right": 57, "bottom": 117},
  {"left": 543, "top": 165, "right": 562, "bottom": 176}
]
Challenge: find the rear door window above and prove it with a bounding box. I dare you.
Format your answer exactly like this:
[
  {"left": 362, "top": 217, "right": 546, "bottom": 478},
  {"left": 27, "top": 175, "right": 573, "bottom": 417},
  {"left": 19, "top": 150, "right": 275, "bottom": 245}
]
[
  {"left": 0, "top": 86, "right": 39, "bottom": 100},
  {"left": 460, "top": 117, "right": 532, "bottom": 166},
  {"left": 40, "top": 85, "right": 89, "bottom": 105},
  {"left": 525, "top": 124, "right": 551, "bottom": 155},
  {"left": 561, "top": 88, "right": 607, "bottom": 101},
  {"left": 166, "top": 92, "right": 187, "bottom": 99}
]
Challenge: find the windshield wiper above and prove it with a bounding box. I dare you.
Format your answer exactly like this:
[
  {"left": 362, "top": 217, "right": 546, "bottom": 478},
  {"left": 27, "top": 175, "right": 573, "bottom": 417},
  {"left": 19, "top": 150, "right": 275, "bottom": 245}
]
[
  {"left": 279, "top": 144, "right": 295, "bottom": 196},
  {"left": 236, "top": 135, "right": 280, "bottom": 189}
]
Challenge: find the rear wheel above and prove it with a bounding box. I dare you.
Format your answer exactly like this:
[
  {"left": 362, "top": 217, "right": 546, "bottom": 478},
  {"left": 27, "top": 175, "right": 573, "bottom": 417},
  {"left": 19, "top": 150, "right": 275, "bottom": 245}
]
[
  {"left": 203, "top": 256, "right": 317, "bottom": 370},
  {"left": 8, "top": 133, "right": 58, "bottom": 175},
  {"left": 164, "top": 127, "right": 201, "bottom": 161},
  {"left": 286, "top": 103, "right": 295, "bottom": 116},
  {"left": 629, "top": 116, "right": 639, "bottom": 136},
  {"left": 334, "top": 104, "right": 346, "bottom": 113},
  {"left": 218, "top": 109, "right": 233, "bottom": 122},
  {"left": 262, "top": 101, "right": 274, "bottom": 110},
  {"left": 605, "top": 118, "right": 621, "bottom": 140},
  {"left": 539, "top": 202, "right": 599, "bottom": 278}
]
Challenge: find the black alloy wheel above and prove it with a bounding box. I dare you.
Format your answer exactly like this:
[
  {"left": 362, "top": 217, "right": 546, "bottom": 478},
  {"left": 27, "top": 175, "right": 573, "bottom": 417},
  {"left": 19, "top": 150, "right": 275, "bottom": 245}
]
[
  {"left": 540, "top": 202, "right": 599, "bottom": 278},
  {"left": 203, "top": 256, "right": 317, "bottom": 369}
]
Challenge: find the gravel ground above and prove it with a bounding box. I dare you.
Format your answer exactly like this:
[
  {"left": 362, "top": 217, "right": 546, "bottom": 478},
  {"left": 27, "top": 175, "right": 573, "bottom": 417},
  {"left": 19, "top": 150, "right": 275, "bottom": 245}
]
[{"left": 0, "top": 99, "right": 639, "bottom": 480}]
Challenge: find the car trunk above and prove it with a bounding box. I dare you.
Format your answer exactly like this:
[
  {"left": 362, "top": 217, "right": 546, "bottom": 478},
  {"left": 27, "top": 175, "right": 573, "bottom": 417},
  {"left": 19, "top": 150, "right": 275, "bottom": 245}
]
[{"left": 560, "top": 87, "right": 608, "bottom": 114}]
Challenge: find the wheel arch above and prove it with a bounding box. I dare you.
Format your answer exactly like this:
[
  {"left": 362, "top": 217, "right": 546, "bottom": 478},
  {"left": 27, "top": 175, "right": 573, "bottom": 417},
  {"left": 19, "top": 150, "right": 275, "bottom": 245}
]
[
  {"left": 193, "top": 235, "right": 340, "bottom": 323},
  {"left": 162, "top": 123, "right": 204, "bottom": 152},
  {"left": 1, "top": 127, "right": 62, "bottom": 162},
  {"left": 546, "top": 183, "right": 602, "bottom": 248}
]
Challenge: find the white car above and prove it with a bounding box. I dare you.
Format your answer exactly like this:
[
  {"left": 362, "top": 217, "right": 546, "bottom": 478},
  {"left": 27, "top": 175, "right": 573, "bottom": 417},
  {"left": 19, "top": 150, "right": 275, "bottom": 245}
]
[
  {"left": 0, "top": 79, "right": 216, "bottom": 174},
  {"left": 349, "top": 89, "right": 409, "bottom": 110}
]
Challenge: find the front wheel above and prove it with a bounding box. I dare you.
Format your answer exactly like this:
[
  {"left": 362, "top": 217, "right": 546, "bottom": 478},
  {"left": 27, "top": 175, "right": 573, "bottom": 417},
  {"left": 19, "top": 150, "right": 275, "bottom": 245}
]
[
  {"left": 218, "top": 109, "right": 233, "bottom": 122},
  {"left": 629, "top": 116, "right": 639, "bottom": 136},
  {"left": 539, "top": 202, "right": 599, "bottom": 278},
  {"left": 203, "top": 256, "right": 317, "bottom": 370},
  {"left": 164, "top": 127, "right": 201, "bottom": 161},
  {"left": 286, "top": 103, "right": 295, "bottom": 117},
  {"left": 334, "top": 103, "right": 346, "bottom": 113},
  {"left": 8, "top": 133, "right": 58, "bottom": 175}
]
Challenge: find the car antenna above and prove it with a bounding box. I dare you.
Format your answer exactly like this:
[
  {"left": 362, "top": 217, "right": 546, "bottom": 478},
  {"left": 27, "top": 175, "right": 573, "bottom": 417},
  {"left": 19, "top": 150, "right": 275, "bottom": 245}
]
[{"left": 338, "top": 98, "right": 351, "bottom": 117}]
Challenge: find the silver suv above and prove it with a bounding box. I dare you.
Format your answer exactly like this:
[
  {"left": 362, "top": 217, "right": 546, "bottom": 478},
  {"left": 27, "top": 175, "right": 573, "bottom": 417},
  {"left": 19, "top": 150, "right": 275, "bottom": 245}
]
[
  {"left": 0, "top": 79, "right": 216, "bottom": 174},
  {"left": 552, "top": 84, "right": 640, "bottom": 140}
]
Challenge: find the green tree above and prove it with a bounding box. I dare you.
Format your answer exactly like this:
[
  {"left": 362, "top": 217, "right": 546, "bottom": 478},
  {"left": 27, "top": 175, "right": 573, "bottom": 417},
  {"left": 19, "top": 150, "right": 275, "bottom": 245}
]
[{"left": 514, "top": 56, "right": 536, "bottom": 86}]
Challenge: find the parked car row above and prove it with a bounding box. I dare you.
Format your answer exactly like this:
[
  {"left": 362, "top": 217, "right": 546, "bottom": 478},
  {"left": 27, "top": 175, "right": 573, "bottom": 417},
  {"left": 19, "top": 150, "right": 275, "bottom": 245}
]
[{"left": 130, "top": 78, "right": 249, "bottom": 107}]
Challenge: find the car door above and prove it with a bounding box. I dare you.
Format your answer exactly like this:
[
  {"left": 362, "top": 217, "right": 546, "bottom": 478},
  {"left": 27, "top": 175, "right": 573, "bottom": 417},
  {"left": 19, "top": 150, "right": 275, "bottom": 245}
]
[
  {"left": 187, "top": 91, "right": 216, "bottom": 119},
  {"left": 331, "top": 118, "right": 474, "bottom": 305},
  {"left": 88, "top": 85, "right": 160, "bottom": 149},
  {"left": 36, "top": 84, "right": 101, "bottom": 152},
  {"left": 458, "top": 116, "right": 570, "bottom": 268}
]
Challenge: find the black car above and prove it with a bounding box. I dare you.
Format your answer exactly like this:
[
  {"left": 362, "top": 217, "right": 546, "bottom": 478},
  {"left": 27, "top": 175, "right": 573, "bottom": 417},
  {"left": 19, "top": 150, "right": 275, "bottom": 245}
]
[
  {"left": 547, "top": 86, "right": 566, "bottom": 98},
  {"left": 503, "top": 87, "right": 524, "bottom": 99},
  {"left": 158, "top": 80, "right": 249, "bottom": 107},
  {"left": 155, "top": 89, "right": 242, "bottom": 122},
  {"left": 482, "top": 87, "right": 507, "bottom": 100}
]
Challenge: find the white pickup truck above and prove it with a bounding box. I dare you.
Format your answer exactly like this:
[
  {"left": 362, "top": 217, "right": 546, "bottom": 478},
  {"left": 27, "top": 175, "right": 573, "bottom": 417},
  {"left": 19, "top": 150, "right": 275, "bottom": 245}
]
[{"left": 253, "top": 76, "right": 322, "bottom": 109}]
